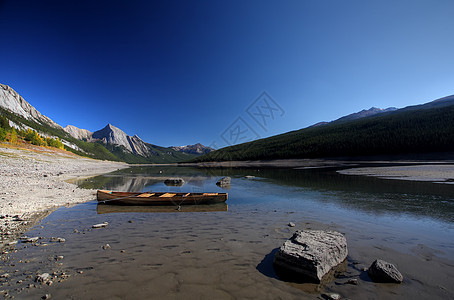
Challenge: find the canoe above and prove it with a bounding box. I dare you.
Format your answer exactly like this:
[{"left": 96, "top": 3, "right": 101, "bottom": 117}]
[
  {"left": 97, "top": 203, "right": 228, "bottom": 214},
  {"left": 96, "top": 190, "right": 228, "bottom": 205}
]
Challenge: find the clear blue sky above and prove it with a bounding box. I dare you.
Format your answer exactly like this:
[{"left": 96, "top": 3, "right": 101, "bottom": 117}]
[{"left": 1, "top": 0, "right": 453, "bottom": 147}]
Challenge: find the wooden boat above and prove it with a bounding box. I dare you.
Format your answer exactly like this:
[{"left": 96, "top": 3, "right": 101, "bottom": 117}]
[
  {"left": 96, "top": 190, "right": 228, "bottom": 205},
  {"left": 97, "top": 203, "right": 228, "bottom": 214}
]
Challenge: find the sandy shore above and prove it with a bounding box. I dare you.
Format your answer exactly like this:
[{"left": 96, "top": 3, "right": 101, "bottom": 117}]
[
  {"left": 338, "top": 164, "right": 454, "bottom": 183},
  {"left": 0, "top": 144, "right": 128, "bottom": 248}
]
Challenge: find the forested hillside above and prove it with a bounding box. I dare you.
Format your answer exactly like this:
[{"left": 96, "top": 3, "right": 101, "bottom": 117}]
[{"left": 194, "top": 101, "right": 454, "bottom": 162}]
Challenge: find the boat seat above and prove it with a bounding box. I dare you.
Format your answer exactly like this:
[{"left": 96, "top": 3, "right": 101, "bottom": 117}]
[
  {"left": 202, "top": 193, "right": 218, "bottom": 196},
  {"left": 159, "top": 193, "right": 176, "bottom": 197},
  {"left": 137, "top": 193, "right": 155, "bottom": 197}
]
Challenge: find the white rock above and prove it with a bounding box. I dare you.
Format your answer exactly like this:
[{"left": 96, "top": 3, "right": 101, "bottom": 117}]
[
  {"left": 92, "top": 222, "right": 109, "bottom": 229},
  {"left": 273, "top": 230, "right": 348, "bottom": 283}
]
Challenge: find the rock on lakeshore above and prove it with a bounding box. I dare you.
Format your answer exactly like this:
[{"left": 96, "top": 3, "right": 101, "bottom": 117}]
[
  {"left": 368, "top": 259, "right": 403, "bottom": 283},
  {"left": 216, "top": 176, "right": 231, "bottom": 187},
  {"left": 164, "top": 178, "right": 185, "bottom": 186},
  {"left": 273, "top": 230, "right": 348, "bottom": 283}
]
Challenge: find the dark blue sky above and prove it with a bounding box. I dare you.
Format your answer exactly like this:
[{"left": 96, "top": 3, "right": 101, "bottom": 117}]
[{"left": 1, "top": 0, "right": 453, "bottom": 147}]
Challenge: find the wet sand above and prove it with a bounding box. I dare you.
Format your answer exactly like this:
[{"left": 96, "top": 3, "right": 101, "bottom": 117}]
[
  {"left": 0, "top": 201, "right": 452, "bottom": 299},
  {"left": 338, "top": 164, "right": 454, "bottom": 183},
  {"left": 0, "top": 144, "right": 128, "bottom": 248}
]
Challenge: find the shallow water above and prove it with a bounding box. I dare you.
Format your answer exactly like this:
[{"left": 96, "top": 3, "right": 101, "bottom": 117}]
[{"left": 1, "top": 165, "right": 453, "bottom": 299}]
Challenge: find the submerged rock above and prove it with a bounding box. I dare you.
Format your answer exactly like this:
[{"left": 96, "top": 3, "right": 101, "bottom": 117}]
[
  {"left": 21, "top": 236, "right": 39, "bottom": 243},
  {"left": 92, "top": 222, "right": 108, "bottom": 229},
  {"left": 273, "top": 230, "right": 348, "bottom": 283},
  {"left": 50, "top": 237, "right": 66, "bottom": 243},
  {"left": 216, "top": 176, "right": 231, "bottom": 187},
  {"left": 368, "top": 259, "right": 403, "bottom": 283},
  {"left": 164, "top": 178, "right": 185, "bottom": 186}
]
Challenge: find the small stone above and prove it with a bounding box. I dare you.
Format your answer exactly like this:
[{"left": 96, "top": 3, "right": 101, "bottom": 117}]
[
  {"left": 55, "top": 255, "right": 64, "bottom": 261},
  {"left": 346, "top": 278, "right": 358, "bottom": 285},
  {"left": 46, "top": 280, "right": 53, "bottom": 286},
  {"left": 35, "top": 273, "right": 50, "bottom": 283},
  {"left": 128, "top": 220, "right": 133, "bottom": 223},
  {"left": 216, "top": 176, "right": 231, "bottom": 187},
  {"left": 42, "top": 294, "right": 51, "bottom": 299},
  {"left": 102, "top": 244, "right": 111, "bottom": 250},
  {"left": 368, "top": 259, "right": 403, "bottom": 283},
  {"left": 73, "top": 229, "right": 79, "bottom": 233},
  {"left": 288, "top": 222, "right": 296, "bottom": 227},
  {"left": 21, "top": 236, "right": 39, "bottom": 243},
  {"left": 0, "top": 274, "right": 9, "bottom": 278},
  {"left": 50, "top": 237, "right": 65, "bottom": 243},
  {"left": 92, "top": 222, "right": 109, "bottom": 229},
  {"left": 78, "top": 271, "right": 83, "bottom": 274},
  {"left": 323, "top": 293, "right": 341, "bottom": 300},
  {"left": 120, "top": 250, "right": 126, "bottom": 253},
  {"left": 17, "top": 280, "right": 22, "bottom": 284}
]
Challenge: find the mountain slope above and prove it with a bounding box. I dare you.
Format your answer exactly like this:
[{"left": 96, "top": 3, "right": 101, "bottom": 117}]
[
  {"left": 195, "top": 95, "right": 454, "bottom": 162},
  {"left": 0, "top": 84, "right": 61, "bottom": 129}
]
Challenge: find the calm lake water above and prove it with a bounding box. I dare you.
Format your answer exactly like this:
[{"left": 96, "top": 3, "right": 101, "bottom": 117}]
[{"left": 2, "top": 165, "right": 454, "bottom": 299}]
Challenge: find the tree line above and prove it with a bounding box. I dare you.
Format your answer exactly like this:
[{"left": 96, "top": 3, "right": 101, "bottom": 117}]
[{"left": 0, "top": 115, "right": 64, "bottom": 149}]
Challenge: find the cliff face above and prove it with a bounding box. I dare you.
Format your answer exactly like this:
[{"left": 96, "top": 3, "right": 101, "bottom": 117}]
[
  {"left": 92, "top": 124, "right": 152, "bottom": 157},
  {"left": 0, "top": 84, "right": 62, "bottom": 129},
  {"left": 64, "top": 125, "right": 92, "bottom": 140}
]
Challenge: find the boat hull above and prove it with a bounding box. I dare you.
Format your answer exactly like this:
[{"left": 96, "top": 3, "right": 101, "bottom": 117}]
[{"left": 97, "top": 190, "right": 228, "bottom": 206}]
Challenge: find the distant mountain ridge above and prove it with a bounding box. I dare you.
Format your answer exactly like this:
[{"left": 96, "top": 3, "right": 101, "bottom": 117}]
[
  {"left": 171, "top": 143, "right": 214, "bottom": 155},
  {"left": 335, "top": 107, "right": 397, "bottom": 122},
  {"left": 309, "top": 106, "right": 397, "bottom": 128}
]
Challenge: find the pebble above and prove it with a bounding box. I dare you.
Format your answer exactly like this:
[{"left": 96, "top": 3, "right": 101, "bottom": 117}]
[
  {"left": 346, "top": 278, "right": 358, "bottom": 285},
  {"left": 288, "top": 222, "right": 296, "bottom": 227},
  {"left": 323, "top": 293, "right": 341, "bottom": 300},
  {"left": 50, "top": 237, "right": 66, "bottom": 243},
  {"left": 42, "top": 294, "right": 51, "bottom": 299},
  {"left": 102, "top": 244, "right": 111, "bottom": 250},
  {"left": 35, "top": 273, "right": 50, "bottom": 283},
  {"left": 55, "top": 255, "right": 64, "bottom": 261},
  {"left": 20, "top": 236, "right": 39, "bottom": 243}
]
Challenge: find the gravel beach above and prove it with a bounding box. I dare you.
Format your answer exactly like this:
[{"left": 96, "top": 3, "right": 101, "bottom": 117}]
[{"left": 0, "top": 144, "right": 128, "bottom": 248}]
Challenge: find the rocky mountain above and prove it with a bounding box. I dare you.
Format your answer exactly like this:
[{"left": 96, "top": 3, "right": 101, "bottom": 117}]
[
  {"left": 64, "top": 125, "right": 92, "bottom": 140},
  {"left": 0, "top": 84, "right": 61, "bottom": 129},
  {"left": 171, "top": 143, "right": 214, "bottom": 155},
  {"left": 91, "top": 124, "right": 156, "bottom": 157},
  {"left": 0, "top": 83, "right": 199, "bottom": 163}
]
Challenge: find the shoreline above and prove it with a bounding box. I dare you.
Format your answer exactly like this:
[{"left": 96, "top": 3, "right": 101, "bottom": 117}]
[{"left": 0, "top": 144, "right": 129, "bottom": 248}]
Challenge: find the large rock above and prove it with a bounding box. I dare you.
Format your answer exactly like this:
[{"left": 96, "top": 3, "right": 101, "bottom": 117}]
[
  {"left": 164, "top": 178, "right": 185, "bottom": 186},
  {"left": 216, "top": 176, "right": 231, "bottom": 187},
  {"left": 273, "top": 230, "right": 348, "bottom": 283},
  {"left": 368, "top": 259, "right": 403, "bottom": 283}
]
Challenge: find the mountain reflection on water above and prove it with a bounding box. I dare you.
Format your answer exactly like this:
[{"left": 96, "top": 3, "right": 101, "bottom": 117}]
[{"left": 77, "top": 165, "right": 454, "bottom": 224}]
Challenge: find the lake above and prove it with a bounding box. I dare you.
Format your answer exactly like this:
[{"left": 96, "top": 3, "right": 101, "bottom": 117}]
[{"left": 1, "top": 165, "right": 453, "bottom": 299}]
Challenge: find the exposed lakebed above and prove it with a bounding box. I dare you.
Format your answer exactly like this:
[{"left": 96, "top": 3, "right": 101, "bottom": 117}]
[{"left": 1, "top": 165, "right": 453, "bottom": 299}]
